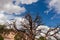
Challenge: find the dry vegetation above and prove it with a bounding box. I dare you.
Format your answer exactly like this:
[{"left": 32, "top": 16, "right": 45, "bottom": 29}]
[{"left": 0, "top": 14, "right": 60, "bottom": 40}]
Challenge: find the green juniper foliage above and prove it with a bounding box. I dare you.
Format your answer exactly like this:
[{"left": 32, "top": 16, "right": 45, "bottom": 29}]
[
  {"left": 38, "top": 36, "right": 46, "bottom": 40},
  {"left": 14, "top": 33, "right": 23, "bottom": 40},
  {"left": 0, "top": 35, "right": 4, "bottom": 40}
]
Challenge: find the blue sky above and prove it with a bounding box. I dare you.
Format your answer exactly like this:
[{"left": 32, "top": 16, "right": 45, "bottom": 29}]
[
  {"left": 0, "top": 0, "right": 60, "bottom": 27},
  {"left": 19, "top": 0, "right": 60, "bottom": 27}
]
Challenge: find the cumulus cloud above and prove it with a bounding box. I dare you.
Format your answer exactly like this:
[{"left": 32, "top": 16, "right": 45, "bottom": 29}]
[
  {"left": 0, "top": 0, "right": 38, "bottom": 14},
  {"left": 0, "top": 0, "right": 38, "bottom": 28},
  {"left": 36, "top": 25, "right": 60, "bottom": 40},
  {"left": 0, "top": 13, "right": 7, "bottom": 25},
  {"left": 55, "top": 33, "right": 60, "bottom": 40},
  {"left": 45, "top": 0, "right": 60, "bottom": 19},
  {"left": 15, "top": 0, "right": 38, "bottom": 5},
  {"left": 0, "top": 0, "right": 26, "bottom": 14},
  {"left": 36, "top": 25, "right": 50, "bottom": 33},
  {"left": 0, "top": 0, "right": 38, "bottom": 24},
  {"left": 0, "top": 13, "right": 15, "bottom": 25},
  {"left": 15, "top": 17, "right": 29, "bottom": 30},
  {"left": 46, "top": 0, "right": 58, "bottom": 13},
  {"left": 47, "top": 36, "right": 57, "bottom": 40},
  {"left": 3, "top": 3, "right": 25, "bottom": 14},
  {"left": 0, "top": 0, "right": 26, "bottom": 24},
  {"left": 48, "top": 0, "right": 60, "bottom": 14}
]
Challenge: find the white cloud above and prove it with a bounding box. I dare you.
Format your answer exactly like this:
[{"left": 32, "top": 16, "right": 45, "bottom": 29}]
[
  {"left": 36, "top": 25, "right": 50, "bottom": 33},
  {"left": 4, "top": 3, "right": 25, "bottom": 14},
  {"left": 0, "top": 0, "right": 26, "bottom": 25},
  {"left": 45, "top": 0, "right": 60, "bottom": 19},
  {"left": 48, "top": 31, "right": 55, "bottom": 35},
  {"left": 55, "top": 33, "right": 60, "bottom": 39},
  {"left": 0, "top": 13, "right": 7, "bottom": 25},
  {"left": 0, "top": 0, "right": 26, "bottom": 14},
  {"left": 36, "top": 25, "right": 49, "bottom": 30},
  {"left": 0, "top": 11, "right": 15, "bottom": 25},
  {"left": 47, "top": 36, "right": 57, "bottom": 40},
  {"left": 0, "top": 0, "right": 38, "bottom": 23},
  {"left": 48, "top": 0, "right": 60, "bottom": 14},
  {"left": 0, "top": 0, "right": 38, "bottom": 14},
  {"left": 44, "top": 0, "right": 56, "bottom": 14},
  {"left": 15, "top": 0, "right": 38, "bottom": 5},
  {"left": 14, "top": 17, "right": 29, "bottom": 30},
  {"left": 40, "top": 33, "right": 46, "bottom": 37},
  {"left": 0, "top": 0, "right": 38, "bottom": 22},
  {"left": 48, "top": 0, "right": 57, "bottom": 8},
  {"left": 36, "top": 25, "right": 60, "bottom": 40}
]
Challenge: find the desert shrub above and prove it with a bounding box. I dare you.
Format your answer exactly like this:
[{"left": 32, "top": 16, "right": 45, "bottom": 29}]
[
  {"left": 14, "top": 33, "right": 23, "bottom": 40},
  {"left": 0, "top": 35, "right": 4, "bottom": 40},
  {"left": 38, "top": 36, "right": 46, "bottom": 40}
]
